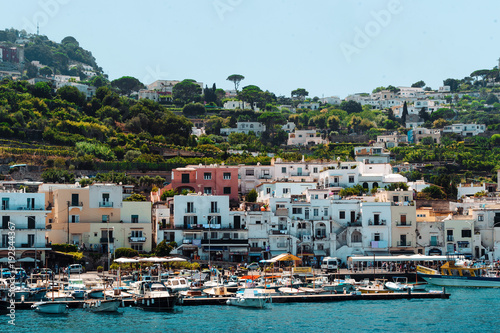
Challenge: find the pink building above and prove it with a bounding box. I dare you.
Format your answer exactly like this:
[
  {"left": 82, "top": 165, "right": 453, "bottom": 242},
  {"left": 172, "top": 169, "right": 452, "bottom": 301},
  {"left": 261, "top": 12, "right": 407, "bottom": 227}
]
[{"left": 164, "top": 165, "right": 239, "bottom": 202}]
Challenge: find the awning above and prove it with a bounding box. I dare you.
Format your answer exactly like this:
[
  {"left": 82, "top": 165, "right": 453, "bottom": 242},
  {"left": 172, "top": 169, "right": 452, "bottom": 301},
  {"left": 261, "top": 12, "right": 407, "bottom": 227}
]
[
  {"left": 249, "top": 253, "right": 262, "bottom": 256},
  {"left": 298, "top": 253, "right": 314, "bottom": 257},
  {"left": 230, "top": 247, "right": 249, "bottom": 253},
  {"left": 270, "top": 251, "right": 287, "bottom": 257},
  {"left": 313, "top": 250, "right": 327, "bottom": 256}
]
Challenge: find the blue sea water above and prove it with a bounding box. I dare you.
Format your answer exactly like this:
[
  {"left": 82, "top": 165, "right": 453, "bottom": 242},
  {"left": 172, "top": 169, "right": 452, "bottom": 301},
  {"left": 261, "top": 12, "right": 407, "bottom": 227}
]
[{"left": 2, "top": 287, "right": 499, "bottom": 333}]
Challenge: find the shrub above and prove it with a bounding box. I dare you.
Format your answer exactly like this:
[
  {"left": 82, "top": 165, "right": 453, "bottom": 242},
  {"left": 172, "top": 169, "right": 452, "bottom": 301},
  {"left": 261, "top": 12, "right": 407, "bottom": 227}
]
[
  {"left": 97, "top": 266, "right": 103, "bottom": 272},
  {"left": 51, "top": 243, "right": 78, "bottom": 252},
  {"left": 115, "top": 247, "right": 139, "bottom": 258}
]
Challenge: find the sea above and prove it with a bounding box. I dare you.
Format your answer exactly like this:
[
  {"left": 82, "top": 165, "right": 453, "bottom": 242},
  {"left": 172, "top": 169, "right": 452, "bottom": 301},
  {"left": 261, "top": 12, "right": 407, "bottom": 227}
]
[{"left": 2, "top": 287, "right": 499, "bottom": 333}]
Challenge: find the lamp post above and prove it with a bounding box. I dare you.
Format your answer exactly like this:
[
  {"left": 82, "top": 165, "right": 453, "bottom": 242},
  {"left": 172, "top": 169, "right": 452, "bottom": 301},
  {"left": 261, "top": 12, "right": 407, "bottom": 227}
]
[{"left": 107, "top": 215, "right": 111, "bottom": 272}]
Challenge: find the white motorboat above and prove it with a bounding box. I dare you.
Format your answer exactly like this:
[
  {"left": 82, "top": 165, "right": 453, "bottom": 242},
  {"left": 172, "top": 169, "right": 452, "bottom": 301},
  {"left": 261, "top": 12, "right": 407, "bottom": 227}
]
[
  {"left": 385, "top": 281, "right": 408, "bottom": 292},
  {"left": 278, "top": 287, "right": 304, "bottom": 295},
  {"left": 44, "top": 291, "right": 74, "bottom": 302},
  {"left": 87, "top": 288, "right": 105, "bottom": 299},
  {"left": 65, "top": 279, "right": 87, "bottom": 299},
  {"left": 32, "top": 301, "right": 69, "bottom": 314},
  {"left": 203, "top": 286, "right": 234, "bottom": 297},
  {"left": 165, "top": 277, "right": 190, "bottom": 293},
  {"left": 133, "top": 281, "right": 177, "bottom": 311},
  {"left": 227, "top": 289, "right": 271, "bottom": 308},
  {"left": 14, "top": 283, "right": 32, "bottom": 301},
  {"left": 84, "top": 299, "right": 121, "bottom": 312}
]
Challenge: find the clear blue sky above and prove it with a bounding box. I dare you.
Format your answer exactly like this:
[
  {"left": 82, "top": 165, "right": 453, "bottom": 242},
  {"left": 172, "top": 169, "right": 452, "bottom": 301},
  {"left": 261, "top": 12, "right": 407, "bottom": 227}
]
[{"left": 3, "top": 0, "right": 500, "bottom": 98}]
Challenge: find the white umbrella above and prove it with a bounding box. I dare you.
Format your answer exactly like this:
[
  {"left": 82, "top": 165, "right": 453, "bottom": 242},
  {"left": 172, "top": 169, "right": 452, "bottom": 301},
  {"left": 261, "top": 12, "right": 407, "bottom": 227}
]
[
  {"left": 17, "top": 257, "right": 40, "bottom": 262},
  {"left": 166, "top": 257, "right": 187, "bottom": 262},
  {"left": 139, "top": 257, "right": 162, "bottom": 262},
  {"left": 114, "top": 258, "right": 139, "bottom": 263}
]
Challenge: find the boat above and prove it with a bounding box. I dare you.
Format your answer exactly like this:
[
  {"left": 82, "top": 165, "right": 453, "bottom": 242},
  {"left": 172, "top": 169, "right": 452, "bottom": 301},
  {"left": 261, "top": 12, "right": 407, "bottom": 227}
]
[
  {"left": 357, "top": 279, "right": 393, "bottom": 294},
  {"left": 417, "top": 261, "right": 500, "bottom": 288},
  {"left": 65, "top": 279, "right": 87, "bottom": 299},
  {"left": 203, "top": 286, "right": 234, "bottom": 297},
  {"left": 226, "top": 289, "right": 271, "bottom": 308},
  {"left": 87, "top": 288, "right": 105, "bottom": 299},
  {"left": 385, "top": 277, "right": 409, "bottom": 292},
  {"left": 13, "top": 283, "right": 32, "bottom": 301},
  {"left": 84, "top": 299, "right": 121, "bottom": 312},
  {"left": 32, "top": 301, "right": 69, "bottom": 314},
  {"left": 278, "top": 287, "right": 304, "bottom": 295},
  {"left": 133, "top": 281, "right": 177, "bottom": 311},
  {"left": 165, "top": 277, "right": 190, "bottom": 293},
  {"left": 44, "top": 290, "right": 74, "bottom": 302}
]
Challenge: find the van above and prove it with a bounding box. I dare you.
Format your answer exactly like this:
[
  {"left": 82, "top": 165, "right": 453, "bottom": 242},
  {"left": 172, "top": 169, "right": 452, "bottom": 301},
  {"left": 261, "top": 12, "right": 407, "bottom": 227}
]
[
  {"left": 68, "top": 264, "right": 83, "bottom": 274},
  {"left": 321, "top": 257, "right": 339, "bottom": 272}
]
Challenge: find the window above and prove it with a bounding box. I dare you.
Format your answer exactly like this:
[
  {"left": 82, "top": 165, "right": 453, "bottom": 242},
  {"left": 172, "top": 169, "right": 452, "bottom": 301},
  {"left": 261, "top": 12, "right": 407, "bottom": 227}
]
[
  {"left": 283, "top": 188, "right": 290, "bottom": 194},
  {"left": 263, "top": 170, "right": 270, "bottom": 175},
  {"left": 131, "top": 244, "right": 143, "bottom": 251},
  {"left": 478, "top": 215, "right": 484, "bottom": 221},
  {"left": 266, "top": 188, "right": 271, "bottom": 194},
  {"left": 1, "top": 235, "right": 8, "bottom": 247},
  {"left": 313, "top": 167, "right": 318, "bottom": 173},
  {"left": 223, "top": 172, "right": 231, "bottom": 180},
  {"left": 71, "top": 193, "right": 79, "bottom": 206},
  {"left": 334, "top": 177, "right": 339, "bottom": 183},
  {"left": 186, "top": 202, "right": 194, "bottom": 213},
  {"left": 131, "top": 215, "right": 139, "bottom": 223},
  {"left": 374, "top": 233, "right": 381, "bottom": 241},
  {"left": 393, "top": 196, "right": 399, "bottom": 202},
  {"left": 324, "top": 208, "right": 328, "bottom": 217},
  {"left": 102, "top": 193, "right": 109, "bottom": 202},
  {"left": 281, "top": 167, "right": 286, "bottom": 173},
  {"left": 348, "top": 176, "right": 354, "bottom": 183},
  {"left": 246, "top": 169, "right": 254, "bottom": 176},
  {"left": 70, "top": 215, "right": 79, "bottom": 223},
  {"left": 233, "top": 233, "right": 239, "bottom": 239},
  {"left": 430, "top": 235, "right": 438, "bottom": 246},
  {"left": 181, "top": 174, "right": 190, "bottom": 183},
  {"left": 256, "top": 220, "right": 261, "bottom": 224},
  {"left": 102, "top": 215, "right": 109, "bottom": 223},
  {"left": 28, "top": 234, "right": 35, "bottom": 247},
  {"left": 131, "top": 230, "right": 143, "bottom": 237},
  {"left": 204, "top": 173, "right": 212, "bottom": 180},
  {"left": 1, "top": 198, "right": 9, "bottom": 210},
  {"left": 339, "top": 211, "right": 345, "bottom": 219},
  {"left": 204, "top": 187, "right": 212, "bottom": 195},
  {"left": 210, "top": 201, "right": 218, "bottom": 213},
  {"left": 27, "top": 216, "right": 36, "bottom": 228},
  {"left": 313, "top": 209, "right": 319, "bottom": 217},
  {"left": 292, "top": 207, "right": 302, "bottom": 214},
  {"left": 27, "top": 198, "right": 35, "bottom": 210},
  {"left": 462, "top": 229, "right": 472, "bottom": 238},
  {"left": 223, "top": 187, "right": 231, "bottom": 194}
]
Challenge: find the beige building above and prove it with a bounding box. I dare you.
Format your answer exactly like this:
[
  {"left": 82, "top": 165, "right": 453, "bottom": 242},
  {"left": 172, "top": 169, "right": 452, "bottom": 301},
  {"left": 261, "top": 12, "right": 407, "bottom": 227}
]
[{"left": 41, "top": 184, "right": 152, "bottom": 253}]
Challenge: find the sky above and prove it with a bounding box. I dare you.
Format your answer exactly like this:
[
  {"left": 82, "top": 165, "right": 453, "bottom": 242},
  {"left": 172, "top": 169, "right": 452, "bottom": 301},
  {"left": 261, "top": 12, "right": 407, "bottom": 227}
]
[{"left": 2, "top": 0, "right": 500, "bottom": 99}]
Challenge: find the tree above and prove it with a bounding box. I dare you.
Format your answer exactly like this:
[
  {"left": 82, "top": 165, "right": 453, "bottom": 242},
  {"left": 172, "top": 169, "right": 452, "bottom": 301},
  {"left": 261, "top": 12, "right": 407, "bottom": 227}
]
[
  {"left": 421, "top": 185, "right": 446, "bottom": 199},
  {"left": 57, "top": 85, "right": 86, "bottom": 106},
  {"left": 443, "top": 78, "right": 460, "bottom": 92},
  {"left": 172, "top": 79, "right": 202, "bottom": 105},
  {"left": 327, "top": 115, "right": 340, "bottom": 131},
  {"left": 123, "top": 193, "right": 147, "bottom": 201},
  {"left": 238, "top": 85, "right": 262, "bottom": 110},
  {"left": 486, "top": 93, "right": 499, "bottom": 105},
  {"left": 154, "top": 240, "right": 177, "bottom": 256},
  {"left": 433, "top": 119, "right": 450, "bottom": 128},
  {"left": 411, "top": 80, "right": 425, "bottom": 88},
  {"left": 401, "top": 101, "right": 408, "bottom": 125},
  {"left": 39, "top": 66, "right": 53, "bottom": 76},
  {"left": 111, "top": 76, "right": 145, "bottom": 95},
  {"left": 114, "top": 247, "right": 138, "bottom": 258},
  {"left": 31, "top": 82, "right": 52, "bottom": 99},
  {"left": 291, "top": 88, "right": 309, "bottom": 100},
  {"left": 340, "top": 100, "right": 362, "bottom": 114},
  {"left": 246, "top": 189, "right": 258, "bottom": 202},
  {"left": 226, "top": 74, "right": 245, "bottom": 92},
  {"left": 182, "top": 103, "right": 206, "bottom": 116}
]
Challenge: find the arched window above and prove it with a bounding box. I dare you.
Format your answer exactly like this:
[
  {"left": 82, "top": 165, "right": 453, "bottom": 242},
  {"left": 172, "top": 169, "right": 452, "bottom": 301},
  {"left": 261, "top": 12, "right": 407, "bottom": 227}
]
[
  {"left": 372, "top": 182, "right": 378, "bottom": 189},
  {"left": 363, "top": 182, "right": 369, "bottom": 189},
  {"left": 351, "top": 231, "right": 362, "bottom": 243}
]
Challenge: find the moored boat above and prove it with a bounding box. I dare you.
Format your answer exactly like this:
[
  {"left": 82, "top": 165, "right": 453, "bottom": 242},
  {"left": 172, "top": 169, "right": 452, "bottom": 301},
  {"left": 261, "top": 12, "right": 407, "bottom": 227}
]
[
  {"left": 84, "top": 299, "right": 121, "bottom": 312},
  {"left": 417, "top": 261, "right": 500, "bottom": 288},
  {"left": 226, "top": 289, "right": 271, "bottom": 308},
  {"left": 32, "top": 301, "right": 69, "bottom": 314}
]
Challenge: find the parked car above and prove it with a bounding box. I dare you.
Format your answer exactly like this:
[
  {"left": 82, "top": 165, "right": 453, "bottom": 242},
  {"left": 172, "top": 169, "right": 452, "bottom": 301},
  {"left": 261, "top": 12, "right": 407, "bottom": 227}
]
[
  {"left": 68, "top": 264, "right": 84, "bottom": 274},
  {"left": 1, "top": 268, "right": 11, "bottom": 278}
]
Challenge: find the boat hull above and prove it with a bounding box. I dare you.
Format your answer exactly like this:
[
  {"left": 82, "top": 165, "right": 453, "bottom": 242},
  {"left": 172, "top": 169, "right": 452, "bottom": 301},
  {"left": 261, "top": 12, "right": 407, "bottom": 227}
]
[
  {"left": 227, "top": 297, "right": 270, "bottom": 308},
  {"left": 33, "top": 302, "right": 69, "bottom": 314},
  {"left": 136, "top": 296, "right": 177, "bottom": 311},
  {"left": 85, "top": 300, "right": 121, "bottom": 312},
  {"left": 419, "top": 274, "right": 500, "bottom": 288}
]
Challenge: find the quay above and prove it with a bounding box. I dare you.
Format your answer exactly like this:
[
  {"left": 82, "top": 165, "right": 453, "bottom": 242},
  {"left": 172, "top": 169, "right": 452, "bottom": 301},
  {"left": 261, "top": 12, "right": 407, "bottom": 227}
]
[{"left": 12, "top": 291, "right": 449, "bottom": 309}]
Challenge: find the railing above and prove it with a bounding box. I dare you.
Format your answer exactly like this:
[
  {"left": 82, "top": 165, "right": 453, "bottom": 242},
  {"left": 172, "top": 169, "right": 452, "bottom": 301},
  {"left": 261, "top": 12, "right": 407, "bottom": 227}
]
[
  {"left": 395, "top": 221, "right": 412, "bottom": 226},
  {"left": 209, "top": 208, "right": 220, "bottom": 213},
  {"left": 69, "top": 202, "right": 83, "bottom": 207},
  {"left": 99, "top": 201, "right": 113, "bottom": 208},
  {"left": 347, "top": 221, "right": 362, "bottom": 227},
  {"left": 2, "top": 206, "right": 45, "bottom": 211},
  {"left": 100, "top": 237, "right": 114, "bottom": 243},
  {"left": 185, "top": 208, "right": 197, "bottom": 213},
  {"left": 397, "top": 241, "right": 412, "bottom": 247},
  {"left": 391, "top": 201, "right": 415, "bottom": 206},
  {"left": 447, "top": 235, "right": 454, "bottom": 241},
  {"left": 291, "top": 172, "right": 311, "bottom": 177},
  {"left": 430, "top": 242, "right": 443, "bottom": 247},
  {"left": 368, "top": 219, "right": 386, "bottom": 225},
  {"left": 277, "top": 243, "right": 288, "bottom": 248},
  {"left": 259, "top": 175, "right": 272, "bottom": 179},
  {"left": 129, "top": 236, "right": 146, "bottom": 242}
]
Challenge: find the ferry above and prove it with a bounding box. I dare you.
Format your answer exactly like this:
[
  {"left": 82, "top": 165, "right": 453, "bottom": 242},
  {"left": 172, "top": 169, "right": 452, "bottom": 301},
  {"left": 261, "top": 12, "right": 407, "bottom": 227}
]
[{"left": 417, "top": 261, "right": 500, "bottom": 288}]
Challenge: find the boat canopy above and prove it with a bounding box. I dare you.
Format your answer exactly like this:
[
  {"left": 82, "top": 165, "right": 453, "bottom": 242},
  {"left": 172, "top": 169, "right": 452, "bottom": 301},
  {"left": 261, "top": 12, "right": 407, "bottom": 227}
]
[
  {"left": 348, "top": 254, "right": 449, "bottom": 263},
  {"left": 260, "top": 253, "right": 302, "bottom": 263}
]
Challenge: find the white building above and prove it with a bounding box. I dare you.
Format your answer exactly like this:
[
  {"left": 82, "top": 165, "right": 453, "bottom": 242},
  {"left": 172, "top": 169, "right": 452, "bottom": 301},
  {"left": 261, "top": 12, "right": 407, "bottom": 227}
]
[
  {"left": 443, "top": 124, "right": 486, "bottom": 136},
  {"left": 297, "top": 102, "right": 320, "bottom": 110},
  {"left": 56, "top": 82, "right": 96, "bottom": 100},
  {"left": 281, "top": 122, "right": 296, "bottom": 133},
  {"left": 376, "top": 133, "right": 408, "bottom": 148},
  {"left": 220, "top": 122, "right": 266, "bottom": 136},
  {"left": 223, "top": 100, "right": 259, "bottom": 111},
  {"left": 0, "top": 190, "right": 51, "bottom": 264},
  {"left": 320, "top": 96, "right": 341, "bottom": 105},
  {"left": 287, "top": 130, "right": 328, "bottom": 146},
  {"left": 354, "top": 147, "right": 391, "bottom": 164}
]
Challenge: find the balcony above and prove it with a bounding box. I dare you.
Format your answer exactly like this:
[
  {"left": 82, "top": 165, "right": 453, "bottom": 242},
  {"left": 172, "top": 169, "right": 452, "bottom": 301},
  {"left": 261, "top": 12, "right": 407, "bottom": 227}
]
[
  {"left": 100, "top": 237, "right": 115, "bottom": 243},
  {"left": 129, "top": 236, "right": 146, "bottom": 243},
  {"left": 1, "top": 206, "right": 46, "bottom": 211},
  {"left": 429, "top": 242, "right": 443, "bottom": 247},
  {"left": 209, "top": 208, "right": 220, "bottom": 214},
  {"left": 99, "top": 201, "right": 113, "bottom": 208},
  {"left": 185, "top": 208, "right": 197, "bottom": 214},
  {"left": 396, "top": 241, "right": 412, "bottom": 247},
  {"left": 277, "top": 243, "right": 288, "bottom": 248},
  {"left": 347, "top": 221, "right": 362, "bottom": 227},
  {"left": 259, "top": 174, "right": 272, "bottom": 179},
  {"left": 291, "top": 172, "right": 310, "bottom": 177},
  {"left": 69, "top": 202, "right": 83, "bottom": 208},
  {"left": 395, "top": 221, "right": 412, "bottom": 226},
  {"left": 368, "top": 219, "right": 386, "bottom": 226}
]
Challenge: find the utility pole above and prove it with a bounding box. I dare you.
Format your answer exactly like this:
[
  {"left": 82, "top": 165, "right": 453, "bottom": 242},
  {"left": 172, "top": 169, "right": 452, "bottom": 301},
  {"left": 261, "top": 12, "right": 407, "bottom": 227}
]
[{"left": 67, "top": 201, "right": 70, "bottom": 244}]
